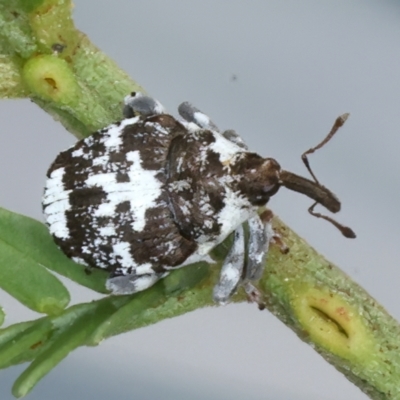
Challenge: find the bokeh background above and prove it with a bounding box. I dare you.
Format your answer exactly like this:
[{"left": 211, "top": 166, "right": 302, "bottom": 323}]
[{"left": 1, "top": 1, "right": 400, "bottom": 399}]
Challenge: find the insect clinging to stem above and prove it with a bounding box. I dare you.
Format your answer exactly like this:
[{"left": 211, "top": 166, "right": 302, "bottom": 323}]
[{"left": 43, "top": 92, "right": 355, "bottom": 306}]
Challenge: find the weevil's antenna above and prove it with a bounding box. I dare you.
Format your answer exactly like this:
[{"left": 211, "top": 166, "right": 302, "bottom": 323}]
[
  {"left": 301, "top": 113, "right": 349, "bottom": 184},
  {"left": 308, "top": 202, "right": 356, "bottom": 238},
  {"left": 279, "top": 113, "right": 355, "bottom": 238}
]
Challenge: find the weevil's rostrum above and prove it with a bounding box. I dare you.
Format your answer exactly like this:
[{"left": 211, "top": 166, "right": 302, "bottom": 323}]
[{"left": 43, "top": 93, "right": 354, "bottom": 304}]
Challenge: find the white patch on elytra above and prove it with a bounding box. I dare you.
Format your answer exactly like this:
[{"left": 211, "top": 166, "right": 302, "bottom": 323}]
[
  {"left": 102, "top": 126, "right": 123, "bottom": 149},
  {"left": 45, "top": 167, "right": 65, "bottom": 186},
  {"left": 125, "top": 150, "right": 162, "bottom": 231},
  {"left": 168, "top": 179, "right": 191, "bottom": 192},
  {"left": 94, "top": 202, "right": 116, "bottom": 217},
  {"left": 86, "top": 172, "right": 117, "bottom": 187},
  {"left": 204, "top": 220, "right": 213, "bottom": 229},
  {"left": 100, "top": 117, "right": 139, "bottom": 150},
  {"left": 85, "top": 150, "right": 162, "bottom": 233},
  {"left": 112, "top": 241, "right": 135, "bottom": 268},
  {"left": 99, "top": 226, "right": 116, "bottom": 236},
  {"left": 134, "top": 263, "right": 154, "bottom": 275},
  {"left": 92, "top": 155, "right": 110, "bottom": 167},
  {"left": 198, "top": 192, "right": 214, "bottom": 216},
  {"left": 42, "top": 188, "right": 70, "bottom": 205},
  {"left": 46, "top": 220, "right": 70, "bottom": 239},
  {"left": 145, "top": 122, "right": 168, "bottom": 135},
  {"left": 217, "top": 187, "right": 254, "bottom": 239},
  {"left": 71, "top": 148, "right": 84, "bottom": 157},
  {"left": 72, "top": 257, "right": 89, "bottom": 266},
  {"left": 43, "top": 167, "right": 72, "bottom": 239}
]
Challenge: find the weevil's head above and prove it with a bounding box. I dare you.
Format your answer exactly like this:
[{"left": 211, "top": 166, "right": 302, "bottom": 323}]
[
  {"left": 231, "top": 152, "right": 344, "bottom": 211},
  {"left": 231, "top": 153, "right": 282, "bottom": 206},
  {"left": 231, "top": 152, "right": 355, "bottom": 238}
]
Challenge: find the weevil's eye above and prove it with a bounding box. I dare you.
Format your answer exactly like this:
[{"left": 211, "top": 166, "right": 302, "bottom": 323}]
[{"left": 263, "top": 183, "right": 277, "bottom": 193}]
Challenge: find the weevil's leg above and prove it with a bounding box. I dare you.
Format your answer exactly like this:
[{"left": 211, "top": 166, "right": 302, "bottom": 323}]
[
  {"left": 243, "top": 283, "right": 266, "bottom": 310},
  {"left": 123, "top": 92, "right": 166, "bottom": 118},
  {"left": 222, "top": 129, "right": 248, "bottom": 149},
  {"left": 259, "top": 209, "right": 289, "bottom": 254},
  {"left": 213, "top": 225, "right": 245, "bottom": 305},
  {"left": 245, "top": 214, "right": 267, "bottom": 281},
  {"left": 241, "top": 213, "right": 273, "bottom": 310},
  {"left": 243, "top": 210, "right": 288, "bottom": 310},
  {"left": 178, "top": 102, "right": 249, "bottom": 149},
  {"left": 106, "top": 271, "right": 169, "bottom": 295},
  {"left": 178, "top": 101, "right": 220, "bottom": 131},
  {"left": 246, "top": 210, "right": 288, "bottom": 282}
]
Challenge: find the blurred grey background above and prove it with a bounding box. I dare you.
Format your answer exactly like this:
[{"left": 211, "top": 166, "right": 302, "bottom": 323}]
[{"left": 1, "top": 1, "right": 400, "bottom": 399}]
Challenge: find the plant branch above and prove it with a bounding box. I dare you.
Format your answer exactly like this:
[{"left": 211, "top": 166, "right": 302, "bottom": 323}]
[{"left": 0, "top": 1, "right": 398, "bottom": 399}]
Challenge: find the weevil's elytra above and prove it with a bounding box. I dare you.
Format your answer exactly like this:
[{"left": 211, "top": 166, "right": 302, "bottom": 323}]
[{"left": 43, "top": 92, "right": 355, "bottom": 305}]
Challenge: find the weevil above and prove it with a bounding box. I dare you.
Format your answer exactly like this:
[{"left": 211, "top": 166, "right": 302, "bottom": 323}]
[{"left": 43, "top": 93, "right": 355, "bottom": 305}]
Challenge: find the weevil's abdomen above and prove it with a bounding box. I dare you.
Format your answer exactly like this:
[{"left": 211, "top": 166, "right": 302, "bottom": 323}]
[{"left": 43, "top": 114, "right": 198, "bottom": 275}]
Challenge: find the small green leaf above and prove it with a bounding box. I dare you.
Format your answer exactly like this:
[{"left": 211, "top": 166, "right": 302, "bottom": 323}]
[
  {"left": 0, "top": 320, "right": 38, "bottom": 348},
  {"left": 0, "top": 320, "right": 43, "bottom": 368},
  {"left": 0, "top": 240, "right": 69, "bottom": 314},
  {"left": 0, "top": 319, "right": 51, "bottom": 369},
  {"left": 90, "top": 265, "right": 211, "bottom": 344},
  {"left": 162, "top": 262, "right": 209, "bottom": 295},
  {"left": 0, "top": 207, "right": 109, "bottom": 294},
  {"left": 0, "top": 207, "right": 70, "bottom": 314},
  {"left": 88, "top": 286, "right": 165, "bottom": 345},
  {"left": 0, "top": 301, "right": 114, "bottom": 368},
  {"left": 12, "top": 300, "right": 117, "bottom": 398}
]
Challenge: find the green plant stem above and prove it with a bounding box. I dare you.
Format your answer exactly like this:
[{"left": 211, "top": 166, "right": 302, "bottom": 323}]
[{"left": 0, "top": 1, "right": 399, "bottom": 399}]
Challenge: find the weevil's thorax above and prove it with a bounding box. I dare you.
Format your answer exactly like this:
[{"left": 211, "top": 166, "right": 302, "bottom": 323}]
[
  {"left": 166, "top": 129, "right": 257, "bottom": 244},
  {"left": 229, "top": 153, "right": 281, "bottom": 206},
  {"left": 165, "top": 129, "right": 281, "bottom": 251}
]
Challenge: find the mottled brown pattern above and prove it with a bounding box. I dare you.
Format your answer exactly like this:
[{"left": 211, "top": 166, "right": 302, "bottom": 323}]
[
  {"left": 46, "top": 114, "right": 200, "bottom": 276},
  {"left": 166, "top": 131, "right": 230, "bottom": 241}
]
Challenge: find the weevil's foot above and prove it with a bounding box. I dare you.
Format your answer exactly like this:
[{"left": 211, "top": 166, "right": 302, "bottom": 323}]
[
  {"left": 178, "top": 101, "right": 220, "bottom": 131},
  {"left": 244, "top": 282, "right": 266, "bottom": 310},
  {"left": 222, "top": 129, "right": 248, "bottom": 150},
  {"left": 260, "top": 209, "right": 289, "bottom": 254},
  {"left": 123, "top": 92, "right": 165, "bottom": 118},
  {"left": 271, "top": 233, "right": 289, "bottom": 254}
]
